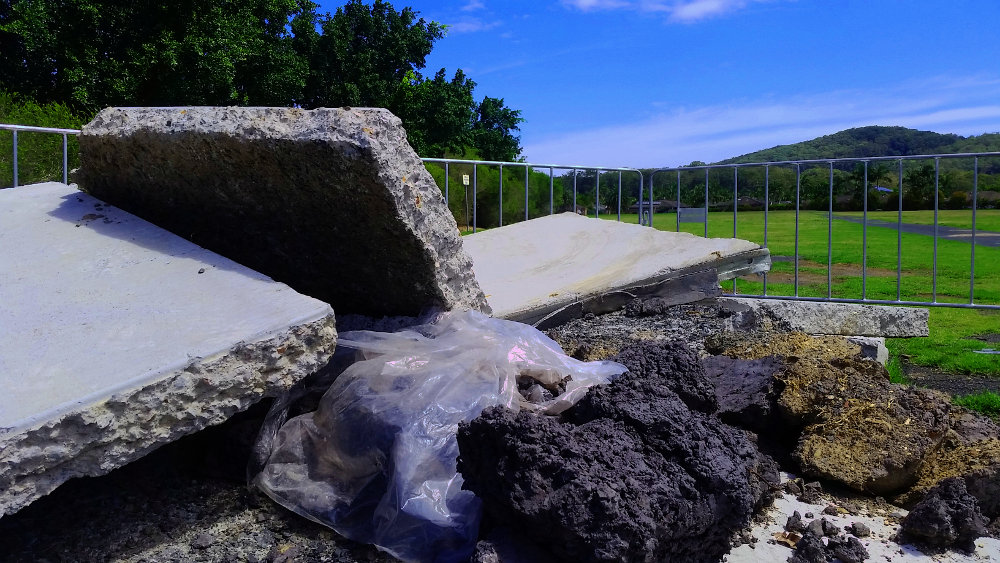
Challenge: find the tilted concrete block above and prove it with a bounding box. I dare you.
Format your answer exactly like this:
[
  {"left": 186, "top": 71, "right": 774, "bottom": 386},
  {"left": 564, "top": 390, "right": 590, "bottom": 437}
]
[
  {"left": 0, "top": 183, "right": 337, "bottom": 518},
  {"left": 720, "top": 297, "right": 929, "bottom": 337},
  {"left": 75, "top": 106, "right": 488, "bottom": 317}
]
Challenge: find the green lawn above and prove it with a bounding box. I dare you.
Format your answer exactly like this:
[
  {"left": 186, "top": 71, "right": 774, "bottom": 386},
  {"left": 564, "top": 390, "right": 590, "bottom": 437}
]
[
  {"left": 602, "top": 211, "right": 1000, "bottom": 377},
  {"left": 836, "top": 209, "right": 1000, "bottom": 232}
]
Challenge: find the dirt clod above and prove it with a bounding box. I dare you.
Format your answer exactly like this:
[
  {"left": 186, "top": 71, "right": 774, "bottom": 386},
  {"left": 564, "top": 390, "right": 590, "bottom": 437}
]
[
  {"left": 899, "top": 477, "right": 989, "bottom": 552},
  {"left": 827, "top": 534, "right": 869, "bottom": 562},
  {"left": 848, "top": 522, "right": 871, "bottom": 537},
  {"left": 782, "top": 357, "right": 950, "bottom": 495},
  {"left": 702, "top": 354, "right": 785, "bottom": 433},
  {"left": 456, "top": 341, "right": 779, "bottom": 562},
  {"left": 787, "top": 531, "right": 827, "bottom": 563}
]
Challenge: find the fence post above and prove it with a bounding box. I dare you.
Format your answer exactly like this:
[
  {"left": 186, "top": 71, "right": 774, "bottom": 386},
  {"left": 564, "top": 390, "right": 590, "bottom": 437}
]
[{"left": 12, "top": 130, "right": 18, "bottom": 188}]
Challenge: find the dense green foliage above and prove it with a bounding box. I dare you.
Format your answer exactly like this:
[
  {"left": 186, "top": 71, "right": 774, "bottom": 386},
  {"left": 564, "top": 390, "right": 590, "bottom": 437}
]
[
  {"left": 0, "top": 0, "right": 522, "bottom": 160},
  {"left": 1, "top": 91, "right": 83, "bottom": 187},
  {"left": 722, "top": 126, "right": 1000, "bottom": 164},
  {"left": 424, "top": 161, "right": 566, "bottom": 229}
]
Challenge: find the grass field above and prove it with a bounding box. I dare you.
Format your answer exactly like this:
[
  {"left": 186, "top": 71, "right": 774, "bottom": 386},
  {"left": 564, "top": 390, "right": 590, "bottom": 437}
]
[
  {"left": 602, "top": 210, "right": 1000, "bottom": 377},
  {"left": 837, "top": 209, "right": 1000, "bottom": 232}
]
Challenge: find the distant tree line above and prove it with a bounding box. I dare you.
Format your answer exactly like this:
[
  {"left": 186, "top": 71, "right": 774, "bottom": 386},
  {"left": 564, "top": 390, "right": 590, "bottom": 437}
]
[{"left": 0, "top": 0, "right": 523, "bottom": 184}]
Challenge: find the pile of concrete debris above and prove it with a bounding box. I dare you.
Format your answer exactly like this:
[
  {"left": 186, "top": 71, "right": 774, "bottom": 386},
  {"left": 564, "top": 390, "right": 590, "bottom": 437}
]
[{"left": 2, "top": 107, "right": 998, "bottom": 563}]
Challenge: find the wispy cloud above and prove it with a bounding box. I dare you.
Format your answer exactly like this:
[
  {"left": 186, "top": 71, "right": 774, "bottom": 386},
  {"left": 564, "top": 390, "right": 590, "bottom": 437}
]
[
  {"left": 461, "top": 0, "right": 486, "bottom": 11},
  {"left": 446, "top": 18, "right": 502, "bottom": 33},
  {"left": 521, "top": 76, "right": 1000, "bottom": 167},
  {"left": 560, "top": 0, "right": 777, "bottom": 22}
]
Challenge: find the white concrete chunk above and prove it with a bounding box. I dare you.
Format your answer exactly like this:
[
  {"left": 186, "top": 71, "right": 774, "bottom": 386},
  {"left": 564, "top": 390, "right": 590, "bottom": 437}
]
[
  {"left": 720, "top": 297, "right": 929, "bottom": 337},
  {"left": 463, "top": 213, "right": 769, "bottom": 324},
  {"left": 0, "top": 183, "right": 337, "bottom": 518}
]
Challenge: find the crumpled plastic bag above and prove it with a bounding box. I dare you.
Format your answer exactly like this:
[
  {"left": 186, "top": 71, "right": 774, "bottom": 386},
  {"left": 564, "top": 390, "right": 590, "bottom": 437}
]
[{"left": 253, "top": 310, "right": 625, "bottom": 563}]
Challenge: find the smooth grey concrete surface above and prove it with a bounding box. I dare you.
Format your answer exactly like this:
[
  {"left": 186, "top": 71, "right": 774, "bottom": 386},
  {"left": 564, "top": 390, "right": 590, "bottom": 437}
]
[
  {"left": 720, "top": 297, "right": 929, "bottom": 337},
  {"left": 463, "top": 213, "right": 770, "bottom": 325},
  {"left": 0, "top": 182, "right": 337, "bottom": 517},
  {"left": 74, "top": 106, "right": 488, "bottom": 317}
]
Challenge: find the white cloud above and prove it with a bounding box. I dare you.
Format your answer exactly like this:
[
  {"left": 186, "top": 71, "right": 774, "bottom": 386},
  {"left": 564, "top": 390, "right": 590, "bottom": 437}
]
[
  {"left": 446, "top": 17, "right": 502, "bottom": 33},
  {"left": 561, "top": 0, "right": 776, "bottom": 22},
  {"left": 461, "top": 0, "right": 486, "bottom": 11},
  {"left": 521, "top": 76, "right": 1000, "bottom": 168}
]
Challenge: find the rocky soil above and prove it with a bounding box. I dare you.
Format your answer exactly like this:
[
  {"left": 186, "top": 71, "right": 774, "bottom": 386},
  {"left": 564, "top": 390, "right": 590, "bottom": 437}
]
[{"left": 2, "top": 298, "right": 998, "bottom": 562}]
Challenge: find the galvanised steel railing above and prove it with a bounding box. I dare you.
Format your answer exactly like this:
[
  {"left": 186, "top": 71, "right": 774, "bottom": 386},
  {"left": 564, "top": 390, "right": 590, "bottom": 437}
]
[
  {"left": 421, "top": 158, "right": 644, "bottom": 232},
  {"left": 5, "top": 123, "right": 997, "bottom": 310},
  {"left": 650, "top": 154, "right": 1000, "bottom": 310},
  {"left": 1, "top": 124, "right": 81, "bottom": 187}
]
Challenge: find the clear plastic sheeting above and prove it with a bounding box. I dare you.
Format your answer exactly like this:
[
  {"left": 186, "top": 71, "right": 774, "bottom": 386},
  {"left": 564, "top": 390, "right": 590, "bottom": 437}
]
[{"left": 253, "top": 310, "right": 626, "bottom": 563}]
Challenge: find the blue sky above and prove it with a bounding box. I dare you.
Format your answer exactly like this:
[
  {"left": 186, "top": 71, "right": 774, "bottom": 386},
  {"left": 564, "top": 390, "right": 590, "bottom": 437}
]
[{"left": 316, "top": 0, "right": 1000, "bottom": 167}]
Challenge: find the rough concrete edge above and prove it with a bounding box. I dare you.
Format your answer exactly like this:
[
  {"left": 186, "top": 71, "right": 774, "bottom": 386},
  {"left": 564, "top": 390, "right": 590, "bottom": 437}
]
[
  {"left": 377, "top": 128, "right": 492, "bottom": 314},
  {"left": 846, "top": 336, "right": 890, "bottom": 365},
  {"left": 77, "top": 107, "right": 490, "bottom": 316},
  {"left": 0, "top": 312, "right": 337, "bottom": 519},
  {"left": 506, "top": 248, "right": 770, "bottom": 328},
  {"left": 719, "top": 297, "right": 930, "bottom": 337}
]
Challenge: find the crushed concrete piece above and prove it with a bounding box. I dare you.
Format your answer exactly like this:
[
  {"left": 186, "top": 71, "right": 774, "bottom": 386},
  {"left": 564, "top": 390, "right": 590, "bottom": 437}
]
[
  {"left": 74, "top": 106, "right": 488, "bottom": 317},
  {"left": 899, "top": 478, "right": 989, "bottom": 552},
  {"left": 720, "top": 297, "right": 928, "bottom": 337},
  {"left": 463, "top": 212, "right": 769, "bottom": 326},
  {"left": 848, "top": 336, "right": 889, "bottom": 364},
  {"left": 0, "top": 183, "right": 337, "bottom": 518}
]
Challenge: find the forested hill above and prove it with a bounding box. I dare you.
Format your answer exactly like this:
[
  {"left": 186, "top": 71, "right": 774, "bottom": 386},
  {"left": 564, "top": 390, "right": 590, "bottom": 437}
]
[{"left": 720, "top": 126, "right": 1000, "bottom": 164}]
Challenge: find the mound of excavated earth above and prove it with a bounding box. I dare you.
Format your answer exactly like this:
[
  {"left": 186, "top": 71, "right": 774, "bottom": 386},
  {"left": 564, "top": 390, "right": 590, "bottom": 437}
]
[
  {"left": 75, "top": 106, "right": 488, "bottom": 317},
  {"left": 457, "top": 341, "right": 779, "bottom": 562}
]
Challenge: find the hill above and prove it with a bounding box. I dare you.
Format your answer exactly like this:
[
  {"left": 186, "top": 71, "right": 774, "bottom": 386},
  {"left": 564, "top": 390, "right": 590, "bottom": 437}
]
[{"left": 720, "top": 126, "right": 1000, "bottom": 164}]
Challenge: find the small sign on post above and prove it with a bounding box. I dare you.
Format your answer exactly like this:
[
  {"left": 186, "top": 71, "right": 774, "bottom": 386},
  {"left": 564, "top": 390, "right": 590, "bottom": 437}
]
[{"left": 462, "top": 174, "right": 470, "bottom": 186}]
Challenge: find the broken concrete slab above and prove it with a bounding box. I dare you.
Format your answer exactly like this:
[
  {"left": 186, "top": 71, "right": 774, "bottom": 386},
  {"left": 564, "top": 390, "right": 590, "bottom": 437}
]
[
  {"left": 74, "top": 106, "right": 488, "bottom": 317},
  {"left": 0, "top": 182, "right": 337, "bottom": 518},
  {"left": 720, "top": 297, "right": 929, "bottom": 337},
  {"left": 462, "top": 212, "right": 769, "bottom": 326}
]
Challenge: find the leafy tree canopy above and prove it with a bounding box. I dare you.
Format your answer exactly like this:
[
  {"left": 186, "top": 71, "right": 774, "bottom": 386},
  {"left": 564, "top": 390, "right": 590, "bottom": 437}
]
[{"left": 0, "top": 0, "right": 521, "bottom": 159}]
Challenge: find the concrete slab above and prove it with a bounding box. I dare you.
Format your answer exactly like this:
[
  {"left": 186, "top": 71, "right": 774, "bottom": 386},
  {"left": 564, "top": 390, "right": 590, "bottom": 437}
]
[
  {"left": 462, "top": 213, "right": 770, "bottom": 326},
  {"left": 720, "top": 297, "right": 929, "bottom": 337},
  {"left": 0, "top": 182, "right": 337, "bottom": 518},
  {"left": 74, "top": 106, "right": 488, "bottom": 317}
]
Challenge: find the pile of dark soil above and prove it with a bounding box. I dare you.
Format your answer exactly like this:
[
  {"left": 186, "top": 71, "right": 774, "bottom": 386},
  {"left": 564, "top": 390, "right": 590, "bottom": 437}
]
[{"left": 456, "top": 341, "right": 779, "bottom": 562}]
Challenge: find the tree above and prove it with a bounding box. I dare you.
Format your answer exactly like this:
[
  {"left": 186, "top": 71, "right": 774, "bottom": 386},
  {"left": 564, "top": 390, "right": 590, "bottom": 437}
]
[
  {"left": 394, "top": 68, "right": 476, "bottom": 157},
  {"left": 296, "top": 0, "right": 442, "bottom": 109},
  {"left": 1, "top": 0, "right": 524, "bottom": 160},
  {"left": 470, "top": 96, "right": 522, "bottom": 162},
  {"left": 0, "top": 0, "right": 312, "bottom": 113}
]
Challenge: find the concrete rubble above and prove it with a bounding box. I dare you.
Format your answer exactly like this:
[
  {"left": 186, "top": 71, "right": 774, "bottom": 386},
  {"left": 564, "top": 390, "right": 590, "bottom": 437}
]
[
  {"left": 462, "top": 212, "right": 770, "bottom": 326},
  {"left": 74, "top": 106, "right": 489, "bottom": 317},
  {"left": 719, "top": 296, "right": 929, "bottom": 337},
  {"left": 6, "top": 104, "right": 994, "bottom": 562},
  {"left": 0, "top": 182, "right": 337, "bottom": 518}
]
